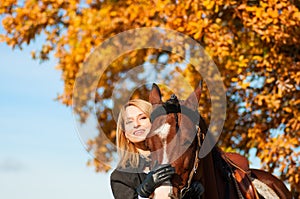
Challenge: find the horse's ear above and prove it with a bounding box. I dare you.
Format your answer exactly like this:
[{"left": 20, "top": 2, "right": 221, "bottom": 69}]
[
  {"left": 183, "top": 81, "right": 202, "bottom": 110},
  {"left": 149, "top": 83, "right": 162, "bottom": 104}
]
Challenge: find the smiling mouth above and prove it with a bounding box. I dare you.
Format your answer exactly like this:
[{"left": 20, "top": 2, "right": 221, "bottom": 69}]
[{"left": 133, "top": 130, "right": 145, "bottom": 136}]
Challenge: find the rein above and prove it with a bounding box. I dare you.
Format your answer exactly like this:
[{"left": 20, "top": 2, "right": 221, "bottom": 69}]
[{"left": 178, "top": 125, "right": 202, "bottom": 199}]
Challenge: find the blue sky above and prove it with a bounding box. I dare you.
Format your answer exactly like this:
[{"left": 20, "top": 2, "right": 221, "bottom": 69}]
[{"left": 0, "top": 42, "right": 113, "bottom": 198}]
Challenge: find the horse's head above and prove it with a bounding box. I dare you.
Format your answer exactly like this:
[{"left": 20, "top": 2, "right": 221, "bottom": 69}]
[{"left": 146, "top": 84, "right": 206, "bottom": 198}]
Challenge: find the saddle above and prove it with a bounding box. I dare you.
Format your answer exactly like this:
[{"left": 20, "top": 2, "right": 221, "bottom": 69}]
[{"left": 221, "top": 151, "right": 259, "bottom": 199}]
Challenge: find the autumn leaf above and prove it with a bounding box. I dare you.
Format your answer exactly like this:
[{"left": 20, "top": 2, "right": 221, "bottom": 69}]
[{"left": 1, "top": 0, "right": 299, "bottom": 195}]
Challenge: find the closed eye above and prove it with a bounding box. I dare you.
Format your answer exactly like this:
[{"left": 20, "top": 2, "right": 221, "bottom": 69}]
[{"left": 125, "top": 120, "right": 133, "bottom": 124}]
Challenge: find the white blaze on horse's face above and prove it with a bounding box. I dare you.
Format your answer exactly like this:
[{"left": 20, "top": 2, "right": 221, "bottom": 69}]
[
  {"left": 153, "top": 123, "right": 173, "bottom": 199},
  {"left": 154, "top": 123, "right": 171, "bottom": 164}
]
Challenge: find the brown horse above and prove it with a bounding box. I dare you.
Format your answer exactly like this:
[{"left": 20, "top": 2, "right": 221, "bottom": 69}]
[{"left": 146, "top": 84, "right": 292, "bottom": 199}]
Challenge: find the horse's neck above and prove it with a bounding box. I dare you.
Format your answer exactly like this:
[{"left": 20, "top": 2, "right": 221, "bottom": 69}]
[{"left": 200, "top": 149, "right": 220, "bottom": 199}]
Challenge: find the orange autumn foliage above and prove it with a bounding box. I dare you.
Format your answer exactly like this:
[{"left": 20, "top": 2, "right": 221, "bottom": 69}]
[{"left": 1, "top": 0, "right": 299, "bottom": 196}]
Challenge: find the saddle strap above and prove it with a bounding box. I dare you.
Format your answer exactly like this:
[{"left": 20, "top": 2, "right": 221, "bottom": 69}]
[
  {"left": 233, "top": 168, "right": 258, "bottom": 199},
  {"left": 232, "top": 172, "right": 245, "bottom": 199},
  {"left": 220, "top": 151, "right": 260, "bottom": 199}
]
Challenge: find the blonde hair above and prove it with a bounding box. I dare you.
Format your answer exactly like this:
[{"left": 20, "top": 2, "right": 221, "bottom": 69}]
[{"left": 116, "top": 99, "right": 152, "bottom": 169}]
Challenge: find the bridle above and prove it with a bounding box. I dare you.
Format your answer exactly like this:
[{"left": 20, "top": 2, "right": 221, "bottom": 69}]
[
  {"left": 150, "top": 94, "right": 200, "bottom": 126},
  {"left": 150, "top": 94, "right": 204, "bottom": 199}
]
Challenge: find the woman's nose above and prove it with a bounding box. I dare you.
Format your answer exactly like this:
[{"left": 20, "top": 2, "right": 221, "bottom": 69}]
[{"left": 133, "top": 120, "right": 141, "bottom": 128}]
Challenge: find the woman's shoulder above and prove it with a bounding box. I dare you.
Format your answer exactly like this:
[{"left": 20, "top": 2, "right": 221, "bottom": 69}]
[
  {"left": 110, "top": 168, "right": 146, "bottom": 184},
  {"left": 110, "top": 168, "right": 127, "bottom": 179},
  {"left": 111, "top": 168, "right": 142, "bottom": 178}
]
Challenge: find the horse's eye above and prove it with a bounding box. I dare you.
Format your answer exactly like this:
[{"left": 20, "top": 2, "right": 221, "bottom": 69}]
[{"left": 182, "top": 139, "right": 192, "bottom": 146}]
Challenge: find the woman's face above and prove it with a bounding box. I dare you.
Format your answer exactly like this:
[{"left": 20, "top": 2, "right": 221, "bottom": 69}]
[{"left": 124, "top": 105, "right": 151, "bottom": 143}]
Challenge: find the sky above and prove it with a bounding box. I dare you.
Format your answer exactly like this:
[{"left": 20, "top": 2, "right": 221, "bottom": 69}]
[{"left": 0, "top": 42, "right": 114, "bottom": 198}]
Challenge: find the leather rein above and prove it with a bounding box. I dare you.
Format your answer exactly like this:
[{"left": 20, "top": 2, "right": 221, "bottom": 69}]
[{"left": 150, "top": 94, "right": 203, "bottom": 199}]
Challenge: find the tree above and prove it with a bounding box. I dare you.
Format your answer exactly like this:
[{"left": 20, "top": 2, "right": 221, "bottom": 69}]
[{"left": 1, "top": 0, "right": 299, "bottom": 195}]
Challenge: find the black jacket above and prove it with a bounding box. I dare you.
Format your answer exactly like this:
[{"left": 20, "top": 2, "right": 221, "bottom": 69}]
[
  {"left": 110, "top": 169, "right": 147, "bottom": 199},
  {"left": 110, "top": 157, "right": 151, "bottom": 199}
]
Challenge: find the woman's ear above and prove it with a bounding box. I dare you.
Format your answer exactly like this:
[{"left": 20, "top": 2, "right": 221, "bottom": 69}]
[{"left": 149, "top": 83, "right": 162, "bottom": 105}]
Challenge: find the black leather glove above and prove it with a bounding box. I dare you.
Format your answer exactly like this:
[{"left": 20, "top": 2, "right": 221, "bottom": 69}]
[
  {"left": 137, "top": 164, "right": 175, "bottom": 198},
  {"left": 182, "top": 181, "right": 204, "bottom": 199}
]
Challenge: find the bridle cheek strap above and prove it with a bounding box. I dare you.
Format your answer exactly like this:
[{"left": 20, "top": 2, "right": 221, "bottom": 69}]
[{"left": 180, "top": 125, "right": 202, "bottom": 198}]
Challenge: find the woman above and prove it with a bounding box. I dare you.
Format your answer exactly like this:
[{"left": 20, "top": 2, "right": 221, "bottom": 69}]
[
  {"left": 110, "top": 99, "right": 202, "bottom": 199},
  {"left": 110, "top": 99, "right": 174, "bottom": 199}
]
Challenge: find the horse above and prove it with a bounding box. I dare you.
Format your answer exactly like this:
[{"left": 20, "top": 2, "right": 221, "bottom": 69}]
[{"left": 145, "top": 83, "right": 292, "bottom": 199}]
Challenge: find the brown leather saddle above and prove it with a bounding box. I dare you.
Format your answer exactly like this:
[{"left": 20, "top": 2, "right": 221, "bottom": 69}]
[{"left": 221, "top": 152, "right": 259, "bottom": 199}]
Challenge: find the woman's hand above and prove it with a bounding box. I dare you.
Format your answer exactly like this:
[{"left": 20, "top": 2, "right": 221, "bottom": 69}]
[{"left": 136, "top": 164, "right": 175, "bottom": 198}]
